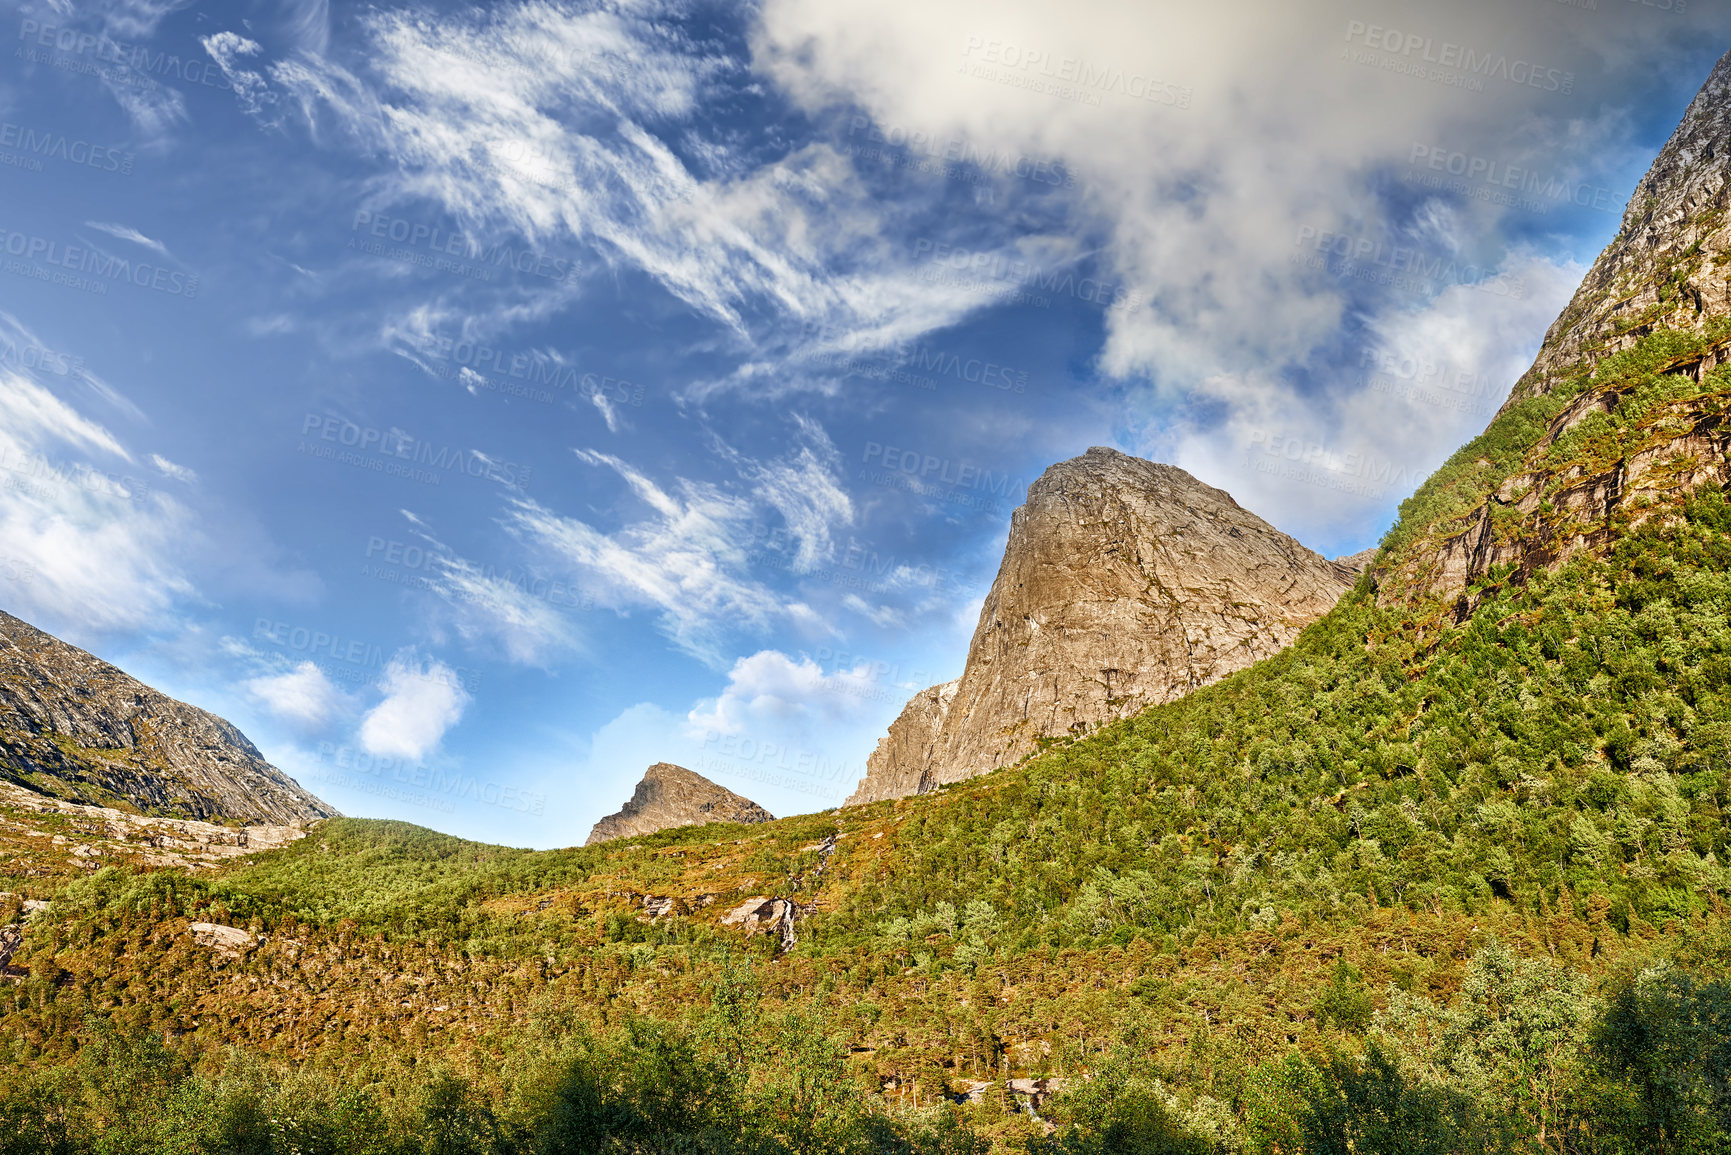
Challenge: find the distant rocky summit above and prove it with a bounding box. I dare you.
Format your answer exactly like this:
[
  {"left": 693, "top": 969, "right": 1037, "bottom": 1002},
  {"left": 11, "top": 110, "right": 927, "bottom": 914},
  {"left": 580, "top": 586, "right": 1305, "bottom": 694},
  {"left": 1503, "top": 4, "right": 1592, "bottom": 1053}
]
[
  {"left": 1335, "top": 547, "right": 1379, "bottom": 573},
  {"left": 0, "top": 610, "right": 334, "bottom": 825},
  {"left": 586, "top": 763, "right": 772, "bottom": 845},
  {"left": 847, "top": 448, "right": 1356, "bottom": 805}
]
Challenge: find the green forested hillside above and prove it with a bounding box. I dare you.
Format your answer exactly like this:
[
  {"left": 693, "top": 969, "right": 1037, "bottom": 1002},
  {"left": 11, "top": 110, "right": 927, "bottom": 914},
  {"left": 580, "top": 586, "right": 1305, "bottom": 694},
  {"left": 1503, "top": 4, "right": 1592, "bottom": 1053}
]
[{"left": 4, "top": 325, "right": 1731, "bottom": 1150}]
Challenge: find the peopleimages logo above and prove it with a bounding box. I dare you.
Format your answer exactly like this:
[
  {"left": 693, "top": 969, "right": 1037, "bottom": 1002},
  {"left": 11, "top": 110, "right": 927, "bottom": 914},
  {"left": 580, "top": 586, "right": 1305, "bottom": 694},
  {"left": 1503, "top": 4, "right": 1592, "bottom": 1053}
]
[
  {"left": 0, "top": 334, "right": 82, "bottom": 377},
  {"left": 1343, "top": 21, "right": 1574, "bottom": 93},
  {"left": 297, "top": 414, "right": 532, "bottom": 486},
  {"left": 0, "top": 228, "right": 197, "bottom": 297},
  {"left": 0, "top": 121, "right": 132, "bottom": 175},
  {"left": 1407, "top": 144, "right": 1619, "bottom": 213},
  {"left": 844, "top": 116, "right": 1079, "bottom": 188},
  {"left": 16, "top": 19, "right": 240, "bottom": 91},
  {"left": 959, "top": 36, "right": 1193, "bottom": 108},
  {"left": 1292, "top": 225, "right": 1527, "bottom": 299},
  {"left": 349, "top": 211, "right": 578, "bottom": 283}
]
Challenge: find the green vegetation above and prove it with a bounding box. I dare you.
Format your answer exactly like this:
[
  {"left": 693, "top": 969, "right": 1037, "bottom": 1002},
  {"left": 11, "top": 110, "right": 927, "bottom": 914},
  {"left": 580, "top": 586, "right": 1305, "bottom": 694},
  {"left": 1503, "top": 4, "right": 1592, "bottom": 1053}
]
[{"left": 6, "top": 325, "right": 1731, "bottom": 1149}]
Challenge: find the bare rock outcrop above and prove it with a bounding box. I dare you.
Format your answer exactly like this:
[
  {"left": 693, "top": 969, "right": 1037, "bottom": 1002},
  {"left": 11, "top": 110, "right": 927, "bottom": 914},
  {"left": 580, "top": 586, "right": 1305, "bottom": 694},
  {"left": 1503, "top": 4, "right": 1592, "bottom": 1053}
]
[
  {"left": 720, "top": 895, "right": 804, "bottom": 952},
  {"left": 0, "top": 779, "right": 311, "bottom": 875},
  {"left": 586, "top": 762, "right": 772, "bottom": 845},
  {"left": 1334, "top": 548, "right": 1379, "bottom": 573},
  {"left": 847, "top": 448, "right": 1355, "bottom": 805},
  {"left": 189, "top": 921, "right": 254, "bottom": 959},
  {"left": 0, "top": 610, "right": 334, "bottom": 825}
]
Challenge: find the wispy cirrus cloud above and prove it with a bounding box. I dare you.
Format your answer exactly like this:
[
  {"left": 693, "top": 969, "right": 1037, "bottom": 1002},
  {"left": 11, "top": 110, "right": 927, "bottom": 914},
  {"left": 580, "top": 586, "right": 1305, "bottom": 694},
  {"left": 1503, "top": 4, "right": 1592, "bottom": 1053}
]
[
  {"left": 507, "top": 422, "right": 851, "bottom": 664},
  {"left": 0, "top": 315, "right": 194, "bottom": 636},
  {"left": 83, "top": 221, "right": 171, "bottom": 256},
  {"left": 204, "top": 0, "right": 1024, "bottom": 370}
]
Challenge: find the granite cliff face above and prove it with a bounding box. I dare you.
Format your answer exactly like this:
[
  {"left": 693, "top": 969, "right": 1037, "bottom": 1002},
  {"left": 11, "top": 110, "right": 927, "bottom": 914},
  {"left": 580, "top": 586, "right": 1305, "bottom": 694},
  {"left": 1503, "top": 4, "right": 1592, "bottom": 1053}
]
[
  {"left": 846, "top": 448, "right": 1356, "bottom": 805},
  {"left": 587, "top": 762, "right": 772, "bottom": 845},
  {"left": 0, "top": 610, "right": 334, "bottom": 825},
  {"left": 1377, "top": 48, "right": 1731, "bottom": 610}
]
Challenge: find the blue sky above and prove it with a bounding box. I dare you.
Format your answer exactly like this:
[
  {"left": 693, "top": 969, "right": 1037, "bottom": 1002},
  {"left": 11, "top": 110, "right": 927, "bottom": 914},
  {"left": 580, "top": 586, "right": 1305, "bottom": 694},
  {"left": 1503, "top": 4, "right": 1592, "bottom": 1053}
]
[{"left": 0, "top": 0, "right": 1724, "bottom": 848}]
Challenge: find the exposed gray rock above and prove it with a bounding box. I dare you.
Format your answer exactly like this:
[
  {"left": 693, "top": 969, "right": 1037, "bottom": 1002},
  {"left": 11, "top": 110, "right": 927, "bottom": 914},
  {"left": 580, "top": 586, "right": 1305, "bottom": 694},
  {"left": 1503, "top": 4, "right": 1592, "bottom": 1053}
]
[
  {"left": 720, "top": 895, "right": 804, "bottom": 952},
  {"left": 586, "top": 763, "right": 772, "bottom": 845},
  {"left": 846, "top": 448, "right": 1354, "bottom": 805},
  {"left": 0, "top": 780, "right": 310, "bottom": 870},
  {"left": 188, "top": 921, "right": 253, "bottom": 959},
  {"left": 0, "top": 924, "right": 23, "bottom": 977},
  {"left": 1334, "top": 548, "right": 1378, "bottom": 573},
  {"left": 1007, "top": 1077, "right": 1066, "bottom": 1112},
  {"left": 0, "top": 610, "right": 334, "bottom": 824}
]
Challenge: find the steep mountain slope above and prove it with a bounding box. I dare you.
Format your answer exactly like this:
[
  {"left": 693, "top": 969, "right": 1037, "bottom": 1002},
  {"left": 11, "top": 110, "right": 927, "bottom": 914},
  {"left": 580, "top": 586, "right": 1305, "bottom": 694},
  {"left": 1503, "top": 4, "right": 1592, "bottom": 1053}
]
[
  {"left": 586, "top": 762, "right": 772, "bottom": 845},
  {"left": 0, "top": 610, "right": 333, "bottom": 825},
  {"left": 848, "top": 448, "right": 1355, "bottom": 804}
]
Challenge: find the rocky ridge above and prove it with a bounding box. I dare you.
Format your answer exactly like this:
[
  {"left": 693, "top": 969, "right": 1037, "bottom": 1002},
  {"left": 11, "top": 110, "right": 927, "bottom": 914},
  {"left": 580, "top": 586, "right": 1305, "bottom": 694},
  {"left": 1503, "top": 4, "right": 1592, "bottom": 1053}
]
[
  {"left": 0, "top": 610, "right": 334, "bottom": 825},
  {"left": 586, "top": 762, "right": 773, "bottom": 845},
  {"left": 0, "top": 779, "right": 311, "bottom": 878},
  {"left": 1501, "top": 51, "right": 1731, "bottom": 415},
  {"left": 847, "top": 449, "right": 1357, "bottom": 805},
  {"left": 1377, "top": 48, "right": 1731, "bottom": 610}
]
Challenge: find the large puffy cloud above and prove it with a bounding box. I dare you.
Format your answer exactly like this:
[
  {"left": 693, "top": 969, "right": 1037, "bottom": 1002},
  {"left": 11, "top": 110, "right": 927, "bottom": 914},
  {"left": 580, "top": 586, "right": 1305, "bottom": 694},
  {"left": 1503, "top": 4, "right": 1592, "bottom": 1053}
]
[
  {"left": 685, "top": 649, "right": 885, "bottom": 737},
  {"left": 751, "top": 0, "right": 1708, "bottom": 542},
  {"left": 754, "top": 0, "right": 1661, "bottom": 380},
  {"left": 1169, "top": 250, "right": 1586, "bottom": 540},
  {"left": 359, "top": 652, "right": 471, "bottom": 759}
]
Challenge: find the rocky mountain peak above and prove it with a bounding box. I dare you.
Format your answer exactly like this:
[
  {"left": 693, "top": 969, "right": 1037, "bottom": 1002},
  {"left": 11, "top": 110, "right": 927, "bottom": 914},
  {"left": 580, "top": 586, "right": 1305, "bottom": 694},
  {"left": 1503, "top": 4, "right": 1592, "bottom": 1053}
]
[
  {"left": 846, "top": 449, "right": 1355, "bottom": 806},
  {"left": 586, "top": 763, "right": 772, "bottom": 846},
  {"left": 0, "top": 609, "right": 334, "bottom": 825},
  {"left": 1503, "top": 48, "right": 1731, "bottom": 413},
  {"left": 1377, "top": 48, "right": 1731, "bottom": 610}
]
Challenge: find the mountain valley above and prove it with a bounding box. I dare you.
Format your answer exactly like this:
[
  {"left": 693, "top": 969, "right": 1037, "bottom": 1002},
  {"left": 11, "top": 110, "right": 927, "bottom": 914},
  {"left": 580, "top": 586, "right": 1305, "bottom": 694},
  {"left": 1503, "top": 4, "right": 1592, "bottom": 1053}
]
[{"left": 5, "top": 43, "right": 1731, "bottom": 1155}]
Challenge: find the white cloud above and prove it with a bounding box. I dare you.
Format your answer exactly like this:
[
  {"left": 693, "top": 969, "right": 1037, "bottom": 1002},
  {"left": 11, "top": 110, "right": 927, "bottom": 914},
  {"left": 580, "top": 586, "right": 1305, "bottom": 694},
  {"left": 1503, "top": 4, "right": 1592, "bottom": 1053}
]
[
  {"left": 244, "top": 661, "right": 346, "bottom": 729},
  {"left": 242, "top": 0, "right": 1017, "bottom": 365},
  {"left": 842, "top": 593, "right": 904, "bottom": 629},
  {"left": 359, "top": 652, "right": 471, "bottom": 759},
  {"left": 747, "top": 0, "right": 1683, "bottom": 536},
  {"left": 150, "top": 454, "right": 197, "bottom": 483},
  {"left": 590, "top": 389, "right": 621, "bottom": 432},
  {"left": 686, "top": 649, "right": 882, "bottom": 737},
  {"left": 82, "top": 221, "right": 171, "bottom": 256},
  {"left": 1166, "top": 249, "right": 1583, "bottom": 543},
  {"left": 507, "top": 425, "right": 852, "bottom": 663},
  {"left": 47, "top": 0, "right": 197, "bottom": 136},
  {"left": 509, "top": 460, "right": 777, "bottom": 664},
  {"left": 716, "top": 413, "right": 852, "bottom": 570},
  {"left": 428, "top": 550, "right": 583, "bottom": 665},
  {"left": 0, "top": 317, "right": 195, "bottom": 634},
  {"left": 279, "top": 0, "right": 332, "bottom": 57},
  {"left": 201, "top": 31, "right": 276, "bottom": 120},
  {"left": 754, "top": 0, "right": 1620, "bottom": 378},
  {"left": 383, "top": 511, "right": 583, "bottom": 666}
]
